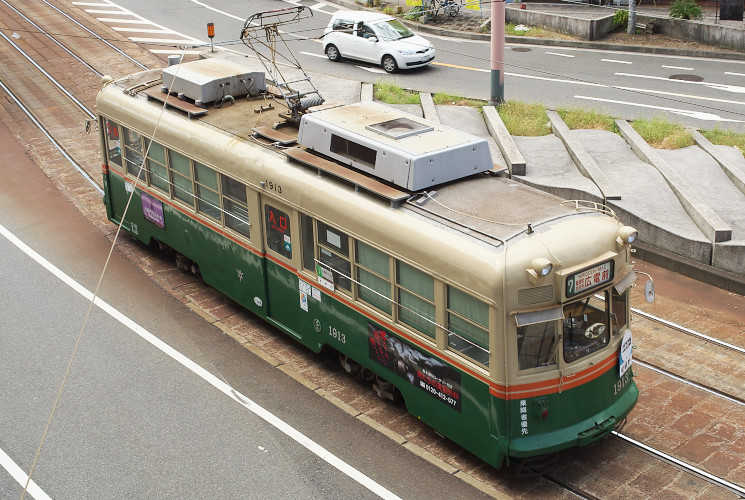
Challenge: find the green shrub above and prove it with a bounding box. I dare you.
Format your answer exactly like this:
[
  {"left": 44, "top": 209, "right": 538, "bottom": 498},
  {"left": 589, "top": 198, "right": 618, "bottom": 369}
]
[
  {"left": 613, "top": 9, "right": 629, "bottom": 30},
  {"left": 669, "top": 0, "right": 703, "bottom": 20},
  {"left": 404, "top": 5, "right": 424, "bottom": 20}
]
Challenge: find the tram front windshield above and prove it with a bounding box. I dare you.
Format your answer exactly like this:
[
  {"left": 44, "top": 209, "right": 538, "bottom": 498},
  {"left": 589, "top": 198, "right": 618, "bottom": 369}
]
[{"left": 517, "top": 289, "right": 628, "bottom": 370}]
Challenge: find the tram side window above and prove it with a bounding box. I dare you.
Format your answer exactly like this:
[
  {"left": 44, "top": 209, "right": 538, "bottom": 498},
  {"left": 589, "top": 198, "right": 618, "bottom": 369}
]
[
  {"left": 563, "top": 292, "right": 609, "bottom": 363},
  {"left": 611, "top": 289, "right": 628, "bottom": 335},
  {"left": 221, "top": 175, "right": 250, "bottom": 238},
  {"left": 300, "top": 214, "right": 316, "bottom": 273},
  {"left": 168, "top": 150, "right": 194, "bottom": 207},
  {"left": 265, "top": 204, "right": 292, "bottom": 259},
  {"left": 144, "top": 140, "right": 169, "bottom": 193},
  {"left": 356, "top": 241, "right": 392, "bottom": 314},
  {"left": 317, "top": 221, "right": 351, "bottom": 292},
  {"left": 447, "top": 287, "right": 489, "bottom": 366},
  {"left": 517, "top": 322, "right": 557, "bottom": 370},
  {"left": 103, "top": 118, "right": 121, "bottom": 167},
  {"left": 122, "top": 127, "right": 145, "bottom": 179},
  {"left": 194, "top": 162, "right": 220, "bottom": 221},
  {"left": 396, "top": 261, "right": 435, "bottom": 339}
]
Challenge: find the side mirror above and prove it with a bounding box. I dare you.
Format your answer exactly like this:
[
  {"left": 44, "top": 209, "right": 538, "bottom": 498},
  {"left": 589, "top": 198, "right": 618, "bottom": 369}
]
[{"left": 368, "top": 36, "right": 378, "bottom": 42}]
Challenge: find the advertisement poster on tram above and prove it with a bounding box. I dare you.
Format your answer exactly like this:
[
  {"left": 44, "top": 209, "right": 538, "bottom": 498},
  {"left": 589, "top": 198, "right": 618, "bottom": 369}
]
[{"left": 368, "top": 322, "right": 462, "bottom": 412}]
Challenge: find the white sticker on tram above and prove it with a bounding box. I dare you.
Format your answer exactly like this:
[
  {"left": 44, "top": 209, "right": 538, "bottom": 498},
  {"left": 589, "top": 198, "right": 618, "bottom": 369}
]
[
  {"left": 0, "top": 447, "right": 52, "bottom": 500},
  {"left": 0, "top": 222, "right": 402, "bottom": 500}
]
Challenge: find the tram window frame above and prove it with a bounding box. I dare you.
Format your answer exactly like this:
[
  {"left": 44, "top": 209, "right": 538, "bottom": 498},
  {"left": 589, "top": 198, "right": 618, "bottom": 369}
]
[
  {"left": 447, "top": 286, "right": 490, "bottom": 367},
  {"left": 122, "top": 127, "right": 145, "bottom": 180},
  {"left": 611, "top": 289, "right": 628, "bottom": 336},
  {"left": 517, "top": 321, "right": 558, "bottom": 371},
  {"left": 168, "top": 150, "right": 195, "bottom": 207},
  {"left": 317, "top": 220, "right": 352, "bottom": 293},
  {"left": 356, "top": 241, "right": 392, "bottom": 315},
  {"left": 103, "top": 118, "right": 122, "bottom": 168},
  {"left": 562, "top": 291, "right": 610, "bottom": 363},
  {"left": 194, "top": 161, "right": 221, "bottom": 221},
  {"left": 144, "top": 139, "right": 170, "bottom": 194},
  {"left": 265, "top": 204, "right": 292, "bottom": 259},
  {"left": 221, "top": 175, "right": 250, "bottom": 238},
  {"left": 396, "top": 261, "right": 436, "bottom": 339}
]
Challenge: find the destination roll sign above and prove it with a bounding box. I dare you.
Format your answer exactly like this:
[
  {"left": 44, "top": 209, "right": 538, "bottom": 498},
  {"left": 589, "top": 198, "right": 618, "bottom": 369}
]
[{"left": 566, "top": 260, "right": 614, "bottom": 298}]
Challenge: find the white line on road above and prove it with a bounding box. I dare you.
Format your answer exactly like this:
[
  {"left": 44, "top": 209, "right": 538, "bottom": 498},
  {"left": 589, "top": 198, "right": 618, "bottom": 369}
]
[
  {"left": 615, "top": 72, "right": 745, "bottom": 93},
  {"left": 0, "top": 447, "right": 52, "bottom": 500},
  {"left": 545, "top": 51, "right": 574, "bottom": 58},
  {"left": 300, "top": 51, "right": 328, "bottom": 59},
  {"left": 111, "top": 27, "right": 173, "bottom": 34},
  {"left": 662, "top": 65, "right": 694, "bottom": 71},
  {"left": 357, "top": 65, "right": 388, "bottom": 74},
  {"left": 601, "top": 59, "right": 632, "bottom": 64},
  {"left": 725, "top": 71, "right": 745, "bottom": 77},
  {"left": 128, "top": 37, "right": 201, "bottom": 44},
  {"left": 574, "top": 95, "right": 745, "bottom": 122},
  {"left": 0, "top": 222, "right": 402, "bottom": 500},
  {"left": 95, "top": 18, "right": 152, "bottom": 24}
]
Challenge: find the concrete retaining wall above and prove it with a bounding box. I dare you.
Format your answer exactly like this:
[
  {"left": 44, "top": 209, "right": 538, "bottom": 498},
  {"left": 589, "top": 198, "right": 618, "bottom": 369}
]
[
  {"left": 636, "top": 14, "right": 745, "bottom": 52},
  {"left": 505, "top": 6, "right": 616, "bottom": 40}
]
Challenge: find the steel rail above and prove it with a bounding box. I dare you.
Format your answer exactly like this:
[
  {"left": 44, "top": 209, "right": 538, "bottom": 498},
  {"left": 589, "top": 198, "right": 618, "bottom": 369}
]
[
  {"left": 0, "top": 79, "right": 103, "bottom": 195},
  {"left": 614, "top": 431, "right": 745, "bottom": 497},
  {"left": 632, "top": 306, "right": 745, "bottom": 355},
  {"left": 0, "top": 29, "right": 96, "bottom": 120},
  {"left": 39, "top": 0, "right": 148, "bottom": 71},
  {"left": 634, "top": 359, "right": 745, "bottom": 407},
  {"left": 1, "top": 0, "right": 102, "bottom": 77}
]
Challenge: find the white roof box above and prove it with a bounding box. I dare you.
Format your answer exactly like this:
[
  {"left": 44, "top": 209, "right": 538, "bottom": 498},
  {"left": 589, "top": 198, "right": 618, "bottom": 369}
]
[
  {"left": 161, "top": 58, "right": 265, "bottom": 107},
  {"left": 297, "top": 102, "right": 493, "bottom": 191}
]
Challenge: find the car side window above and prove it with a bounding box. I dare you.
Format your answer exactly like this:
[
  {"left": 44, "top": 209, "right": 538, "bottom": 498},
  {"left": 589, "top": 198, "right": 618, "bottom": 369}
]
[
  {"left": 357, "top": 22, "right": 375, "bottom": 39},
  {"left": 332, "top": 19, "right": 354, "bottom": 34}
]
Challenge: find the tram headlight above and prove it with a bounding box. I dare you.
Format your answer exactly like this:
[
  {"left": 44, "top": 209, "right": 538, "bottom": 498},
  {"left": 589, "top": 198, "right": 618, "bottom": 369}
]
[
  {"left": 617, "top": 226, "right": 638, "bottom": 248},
  {"left": 527, "top": 257, "right": 553, "bottom": 283}
]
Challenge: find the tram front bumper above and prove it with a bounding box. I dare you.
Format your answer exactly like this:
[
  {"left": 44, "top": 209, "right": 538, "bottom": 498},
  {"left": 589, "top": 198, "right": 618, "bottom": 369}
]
[{"left": 508, "top": 382, "right": 638, "bottom": 458}]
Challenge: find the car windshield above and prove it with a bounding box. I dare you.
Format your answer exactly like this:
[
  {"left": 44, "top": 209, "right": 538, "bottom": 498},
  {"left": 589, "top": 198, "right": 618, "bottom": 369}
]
[{"left": 373, "top": 19, "right": 413, "bottom": 40}]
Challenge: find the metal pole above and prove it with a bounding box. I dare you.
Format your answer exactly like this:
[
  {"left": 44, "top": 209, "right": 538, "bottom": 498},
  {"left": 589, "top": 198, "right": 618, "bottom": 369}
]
[{"left": 488, "top": 0, "right": 505, "bottom": 105}]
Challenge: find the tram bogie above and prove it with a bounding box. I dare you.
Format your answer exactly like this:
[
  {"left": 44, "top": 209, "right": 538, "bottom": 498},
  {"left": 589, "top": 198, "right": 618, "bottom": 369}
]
[{"left": 96, "top": 52, "right": 644, "bottom": 468}]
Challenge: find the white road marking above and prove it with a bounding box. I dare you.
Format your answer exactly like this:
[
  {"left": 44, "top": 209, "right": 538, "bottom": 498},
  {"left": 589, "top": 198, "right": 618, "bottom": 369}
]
[
  {"left": 0, "top": 222, "right": 402, "bottom": 500},
  {"left": 545, "top": 51, "right": 574, "bottom": 58},
  {"left": 662, "top": 65, "right": 693, "bottom": 71},
  {"left": 128, "top": 37, "right": 201, "bottom": 44},
  {"left": 72, "top": 2, "right": 110, "bottom": 5},
  {"left": 357, "top": 65, "right": 388, "bottom": 74},
  {"left": 0, "top": 447, "right": 52, "bottom": 500},
  {"left": 615, "top": 72, "right": 745, "bottom": 94},
  {"left": 601, "top": 59, "right": 632, "bottom": 64},
  {"left": 149, "top": 49, "right": 203, "bottom": 55},
  {"left": 111, "top": 27, "right": 173, "bottom": 34},
  {"left": 574, "top": 95, "right": 745, "bottom": 122},
  {"left": 725, "top": 71, "right": 745, "bottom": 77},
  {"left": 83, "top": 9, "right": 128, "bottom": 14},
  {"left": 95, "top": 18, "right": 152, "bottom": 24},
  {"left": 300, "top": 51, "right": 328, "bottom": 59}
]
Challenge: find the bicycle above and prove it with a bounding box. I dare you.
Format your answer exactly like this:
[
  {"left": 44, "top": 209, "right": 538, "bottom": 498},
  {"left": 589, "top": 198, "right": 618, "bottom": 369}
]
[{"left": 428, "top": 0, "right": 461, "bottom": 22}]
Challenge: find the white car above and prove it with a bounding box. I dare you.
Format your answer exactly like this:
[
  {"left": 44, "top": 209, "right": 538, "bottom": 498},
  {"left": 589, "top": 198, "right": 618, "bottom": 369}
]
[{"left": 322, "top": 11, "right": 435, "bottom": 73}]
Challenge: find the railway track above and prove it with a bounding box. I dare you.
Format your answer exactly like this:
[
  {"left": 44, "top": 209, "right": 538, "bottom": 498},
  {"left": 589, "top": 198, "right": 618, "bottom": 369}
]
[{"left": 2, "top": 3, "right": 745, "bottom": 499}]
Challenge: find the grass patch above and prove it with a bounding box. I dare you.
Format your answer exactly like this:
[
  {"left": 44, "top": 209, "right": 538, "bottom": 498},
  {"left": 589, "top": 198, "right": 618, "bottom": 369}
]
[
  {"left": 701, "top": 127, "right": 745, "bottom": 153},
  {"left": 373, "top": 81, "right": 420, "bottom": 104},
  {"left": 504, "top": 22, "right": 571, "bottom": 39},
  {"left": 556, "top": 107, "right": 618, "bottom": 133},
  {"left": 631, "top": 116, "right": 694, "bottom": 149},
  {"left": 431, "top": 92, "right": 485, "bottom": 108},
  {"left": 497, "top": 101, "right": 550, "bottom": 136},
  {"left": 373, "top": 83, "right": 745, "bottom": 150}
]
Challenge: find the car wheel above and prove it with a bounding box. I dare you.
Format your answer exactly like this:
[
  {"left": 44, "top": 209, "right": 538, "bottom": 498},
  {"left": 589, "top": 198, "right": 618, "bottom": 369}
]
[
  {"left": 326, "top": 44, "right": 341, "bottom": 62},
  {"left": 382, "top": 55, "right": 398, "bottom": 74}
]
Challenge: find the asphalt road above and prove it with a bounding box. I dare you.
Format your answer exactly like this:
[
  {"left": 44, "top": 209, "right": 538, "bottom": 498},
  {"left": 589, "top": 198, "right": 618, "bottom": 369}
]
[
  {"left": 0, "top": 119, "right": 491, "bottom": 499},
  {"left": 100, "top": 0, "right": 745, "bottom": 130}
]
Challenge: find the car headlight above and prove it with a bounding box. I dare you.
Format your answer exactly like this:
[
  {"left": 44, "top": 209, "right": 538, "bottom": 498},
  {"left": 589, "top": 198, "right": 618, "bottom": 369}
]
[{"left": 397, "top": 49, "right": 414, "bottom": 55}]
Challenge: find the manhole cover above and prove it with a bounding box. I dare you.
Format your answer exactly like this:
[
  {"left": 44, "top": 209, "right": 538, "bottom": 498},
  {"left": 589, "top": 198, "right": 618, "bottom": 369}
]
[
  {"left": 511, "top": 47, "right": 532, "bottom": 52},
  {"left": 669, "top": 74, "right": 704, "bottom": 82}
]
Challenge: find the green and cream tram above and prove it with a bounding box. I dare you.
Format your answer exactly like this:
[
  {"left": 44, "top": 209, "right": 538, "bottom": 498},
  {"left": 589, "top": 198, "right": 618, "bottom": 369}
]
[{"left": 96, "top": 56, "right": 640, "bottom": 467}]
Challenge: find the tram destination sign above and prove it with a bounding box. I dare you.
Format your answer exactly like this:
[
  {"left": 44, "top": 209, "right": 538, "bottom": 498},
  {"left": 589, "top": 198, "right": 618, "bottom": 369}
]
[{"left": 566, "top": 260, "right": 614, "bottom": 298}]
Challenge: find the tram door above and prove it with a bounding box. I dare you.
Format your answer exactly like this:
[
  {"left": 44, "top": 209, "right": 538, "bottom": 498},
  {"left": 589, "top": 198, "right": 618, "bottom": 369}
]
[{"left": 261, "top": 197, "right": 303, "bottom": 338}]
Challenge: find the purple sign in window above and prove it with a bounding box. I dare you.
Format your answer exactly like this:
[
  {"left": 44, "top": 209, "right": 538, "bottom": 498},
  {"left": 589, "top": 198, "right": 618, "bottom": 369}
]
[{"left": 141, "top": 192, "right": 165, "bottom": 229}]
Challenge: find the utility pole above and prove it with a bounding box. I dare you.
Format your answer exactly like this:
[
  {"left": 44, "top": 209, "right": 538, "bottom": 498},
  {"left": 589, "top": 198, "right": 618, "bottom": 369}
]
[
  {"left": 627, "top": 0, "right": 637, "bottom": 34},
  {"left": 489, "top": 0, "right": 505, "bottom": 105}
]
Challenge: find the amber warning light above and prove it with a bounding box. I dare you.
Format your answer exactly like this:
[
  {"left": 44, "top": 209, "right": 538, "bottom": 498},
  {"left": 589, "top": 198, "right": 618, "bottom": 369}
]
[{"left": 207, "top": 22, "right": 215, "bottom": 51}]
